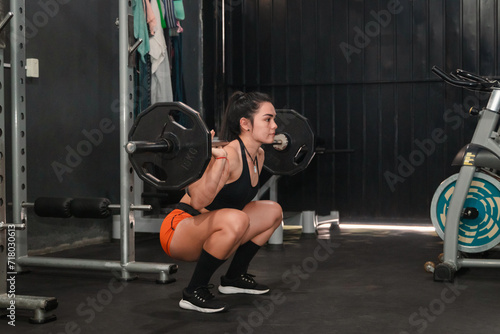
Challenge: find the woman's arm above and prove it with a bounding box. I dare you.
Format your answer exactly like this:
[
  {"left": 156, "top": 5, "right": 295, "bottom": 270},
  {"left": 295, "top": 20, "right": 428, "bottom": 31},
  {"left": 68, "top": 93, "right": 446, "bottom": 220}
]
[{"left": 186, "top": 146, "right": 232, "bottom": 211}]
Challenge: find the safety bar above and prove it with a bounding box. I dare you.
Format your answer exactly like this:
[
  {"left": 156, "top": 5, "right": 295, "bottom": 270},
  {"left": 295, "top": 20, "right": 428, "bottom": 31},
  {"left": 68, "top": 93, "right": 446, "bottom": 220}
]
[{"left": 0, "top": 12, "right": 13, "bottom": 32}]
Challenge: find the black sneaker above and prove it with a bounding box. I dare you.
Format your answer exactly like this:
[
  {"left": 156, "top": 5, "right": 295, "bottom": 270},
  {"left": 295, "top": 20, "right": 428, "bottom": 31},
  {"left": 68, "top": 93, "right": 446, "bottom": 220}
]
[
  {"left": 179, "top": 285, "right": 228, "bottom": 313},
  {"left": 218, "top": 273, "right": 270, "bottom": 295}
]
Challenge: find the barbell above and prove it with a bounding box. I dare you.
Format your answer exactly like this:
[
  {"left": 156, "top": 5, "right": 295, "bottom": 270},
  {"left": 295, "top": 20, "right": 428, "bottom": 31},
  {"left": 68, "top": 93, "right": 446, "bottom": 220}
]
[{"left": 126, "top": 102, "right": 316, "bottom": 191}]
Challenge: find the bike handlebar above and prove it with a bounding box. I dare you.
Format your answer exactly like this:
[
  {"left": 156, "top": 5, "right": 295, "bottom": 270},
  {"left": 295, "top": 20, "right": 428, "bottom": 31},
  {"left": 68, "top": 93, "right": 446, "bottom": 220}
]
[{"left": 431, "top": 66, "right": 499, "bottom": 91}]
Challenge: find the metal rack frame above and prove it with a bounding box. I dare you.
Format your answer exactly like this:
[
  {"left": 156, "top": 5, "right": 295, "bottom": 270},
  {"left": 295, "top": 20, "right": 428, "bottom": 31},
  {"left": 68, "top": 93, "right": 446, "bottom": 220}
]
[{"left": 11, "top": 0, "right": 177, "bottom": 285}]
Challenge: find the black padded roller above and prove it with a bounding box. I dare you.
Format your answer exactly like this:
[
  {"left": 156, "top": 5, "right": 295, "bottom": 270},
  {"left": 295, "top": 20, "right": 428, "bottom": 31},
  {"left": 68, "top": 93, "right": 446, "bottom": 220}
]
[
  {"left": 70, "top": 197, "right": 111, "bottom": 219},
  {"left": 34, "top": 197, "right": 73, "bottom": 218}
]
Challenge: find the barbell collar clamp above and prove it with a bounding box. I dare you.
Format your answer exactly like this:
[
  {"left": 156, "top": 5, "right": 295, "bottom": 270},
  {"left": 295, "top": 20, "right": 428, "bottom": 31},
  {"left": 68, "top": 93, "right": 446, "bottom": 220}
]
[
  {"left": 272, "top": 134, "right": 288, "bottom": 151},
  {"left": 126, "top": 139, "right": 174, "bottom": 154}
]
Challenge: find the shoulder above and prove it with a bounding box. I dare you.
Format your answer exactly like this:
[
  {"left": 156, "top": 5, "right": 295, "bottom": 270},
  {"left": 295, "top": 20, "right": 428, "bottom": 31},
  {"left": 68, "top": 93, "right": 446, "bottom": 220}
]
[
  {"left": 225, "top": 140, "right": 241, "bottom": 159},
  {"left": 225, "top": 140, "right": 243, "bottom": 173}
]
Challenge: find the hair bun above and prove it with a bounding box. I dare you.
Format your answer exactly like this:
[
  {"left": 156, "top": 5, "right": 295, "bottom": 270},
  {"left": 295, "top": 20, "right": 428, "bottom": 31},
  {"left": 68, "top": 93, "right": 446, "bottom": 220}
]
[{"left": 235, "top": 92, "right": 245, "bottom": 100}]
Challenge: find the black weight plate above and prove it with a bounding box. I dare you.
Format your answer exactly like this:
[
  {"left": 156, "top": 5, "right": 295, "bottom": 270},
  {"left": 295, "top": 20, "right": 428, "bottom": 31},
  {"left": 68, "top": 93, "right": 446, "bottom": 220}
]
[
  {"left": 128, "top": 102, "right": 211, "bottom": 190},
  {"left": 263, "top": 109, "right": 315, "bottom": 175}
]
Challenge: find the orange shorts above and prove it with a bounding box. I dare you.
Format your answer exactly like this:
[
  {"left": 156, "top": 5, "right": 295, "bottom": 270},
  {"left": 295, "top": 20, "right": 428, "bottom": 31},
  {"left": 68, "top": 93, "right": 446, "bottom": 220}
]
[{"left": 159, "top": 203, "right": 200, "bottom": 256}]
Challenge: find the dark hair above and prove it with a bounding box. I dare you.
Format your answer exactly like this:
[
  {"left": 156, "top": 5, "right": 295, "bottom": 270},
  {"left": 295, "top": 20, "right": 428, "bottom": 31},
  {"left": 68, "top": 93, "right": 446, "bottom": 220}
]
[{"left": 219, "top": 91, "right": 273, "bottom": 141}]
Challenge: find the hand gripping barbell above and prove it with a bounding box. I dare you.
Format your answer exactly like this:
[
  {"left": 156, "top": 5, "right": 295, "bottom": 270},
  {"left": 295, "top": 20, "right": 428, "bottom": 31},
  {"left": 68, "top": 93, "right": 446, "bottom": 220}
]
[{"left": 126, "top": 102, "right": 316, "bottom": 191}]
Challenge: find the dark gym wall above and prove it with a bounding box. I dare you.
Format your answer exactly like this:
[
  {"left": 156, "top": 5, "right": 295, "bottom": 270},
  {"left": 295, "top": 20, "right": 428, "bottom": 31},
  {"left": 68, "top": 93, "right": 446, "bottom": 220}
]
[
  {"left": 20, "top": 0, "right": 120, "bottom": 252},
  {"left": 15, "top": 0, "right": 500, "bottom": 253},
  {"left": 215, "top": 0, "right": 500, "bottom": 220},
  {"left": 183, "top": 1, "right": 204, "bottom": 113}
]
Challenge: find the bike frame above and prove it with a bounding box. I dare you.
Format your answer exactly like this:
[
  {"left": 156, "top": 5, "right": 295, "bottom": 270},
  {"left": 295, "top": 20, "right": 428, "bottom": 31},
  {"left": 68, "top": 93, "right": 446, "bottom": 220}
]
[{"left": 437, "top": 86, "right": 500, "bottom": 280}]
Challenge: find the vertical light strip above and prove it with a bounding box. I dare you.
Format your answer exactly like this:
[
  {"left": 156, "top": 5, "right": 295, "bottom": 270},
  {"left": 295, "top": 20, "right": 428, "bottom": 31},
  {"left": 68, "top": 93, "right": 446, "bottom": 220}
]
[
  {"left": 339, "top": 223, "right": 436, "bottom": 232},
  {"left": 222, "top": 0, "right": 225, "bottom": 75}
]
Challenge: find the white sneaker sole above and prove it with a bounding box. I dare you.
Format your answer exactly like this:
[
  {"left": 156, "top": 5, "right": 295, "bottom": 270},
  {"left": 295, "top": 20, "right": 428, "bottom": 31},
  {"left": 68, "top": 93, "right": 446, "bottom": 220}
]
[
  {"left": 218, "top": 285, "right": 270, "bottom": 295},
  {"left": 179, "top": 299, "right": 227, "bottom": 313}
]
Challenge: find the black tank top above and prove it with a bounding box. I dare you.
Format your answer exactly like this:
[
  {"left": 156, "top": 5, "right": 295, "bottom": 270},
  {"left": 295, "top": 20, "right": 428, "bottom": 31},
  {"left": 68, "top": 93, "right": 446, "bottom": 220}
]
[{"left": 205, "top": 138, "right": 259, "bottom": 211}]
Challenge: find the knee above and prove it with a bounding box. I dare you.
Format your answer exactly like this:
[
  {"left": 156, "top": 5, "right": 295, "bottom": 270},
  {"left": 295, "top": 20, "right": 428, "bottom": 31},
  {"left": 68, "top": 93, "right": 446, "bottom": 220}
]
[
  {"left": 259, "top": 201, "right": 283, "bottom": 231},
  {"left": 218, "top": 209, "right": 250, "bottom": 240},
  {"left": 270, "top": 202, "right": 283, "bottom": 227}
]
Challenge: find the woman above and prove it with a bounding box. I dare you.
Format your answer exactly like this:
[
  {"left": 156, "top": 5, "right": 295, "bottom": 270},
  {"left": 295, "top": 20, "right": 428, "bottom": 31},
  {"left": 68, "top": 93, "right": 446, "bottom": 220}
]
[{"left": 159, "top": 91, "right": 283, "bottom": 313}]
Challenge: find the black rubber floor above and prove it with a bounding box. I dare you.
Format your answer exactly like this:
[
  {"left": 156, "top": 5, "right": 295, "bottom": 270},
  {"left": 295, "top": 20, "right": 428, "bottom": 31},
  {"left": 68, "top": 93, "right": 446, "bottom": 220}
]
[{"left": 3, "top": 223, "right": 500, "bottom": 334}]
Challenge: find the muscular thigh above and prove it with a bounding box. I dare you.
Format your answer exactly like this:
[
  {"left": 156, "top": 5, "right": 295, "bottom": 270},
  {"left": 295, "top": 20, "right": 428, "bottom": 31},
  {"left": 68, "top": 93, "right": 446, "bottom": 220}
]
[{"left": 168, "top": 209, "right": 243, "bottom": 261}]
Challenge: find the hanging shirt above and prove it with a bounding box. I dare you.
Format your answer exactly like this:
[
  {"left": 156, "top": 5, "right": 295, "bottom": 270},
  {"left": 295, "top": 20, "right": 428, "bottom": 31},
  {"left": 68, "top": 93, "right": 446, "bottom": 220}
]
[
  {"left": 150, "top": 0, "right": 173, "bottom": 102},
  {"left": 162, "top": 0, "right": 177, "bottom": 29},
  {"left": 144, "top": 0, "right": 157, "bottom": 35}
]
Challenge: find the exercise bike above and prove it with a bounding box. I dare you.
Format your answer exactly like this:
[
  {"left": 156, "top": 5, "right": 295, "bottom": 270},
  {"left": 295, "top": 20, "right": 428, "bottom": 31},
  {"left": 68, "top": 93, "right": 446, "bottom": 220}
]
[{"left": 428, "top": 66, "right": 500, "bottom": 281}]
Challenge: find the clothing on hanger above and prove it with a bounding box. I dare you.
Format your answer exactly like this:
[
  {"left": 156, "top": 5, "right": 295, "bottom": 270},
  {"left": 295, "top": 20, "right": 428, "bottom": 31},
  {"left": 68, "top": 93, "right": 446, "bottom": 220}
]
[
  {"left": 133, "top": 0, "right": 150, "bottom": 62},
  {"left": 143, "top": 0, "right": 157, "bottom": 35},
  {"left": 150, "top": 0, "right": 173, "bottom": 102}
]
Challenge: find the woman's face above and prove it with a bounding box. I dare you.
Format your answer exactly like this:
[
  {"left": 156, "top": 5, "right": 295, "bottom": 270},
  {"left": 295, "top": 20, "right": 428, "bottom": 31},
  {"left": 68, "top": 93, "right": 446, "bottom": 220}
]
[{"left": 247, "top": 102, "right": 278, "bottom": 144}]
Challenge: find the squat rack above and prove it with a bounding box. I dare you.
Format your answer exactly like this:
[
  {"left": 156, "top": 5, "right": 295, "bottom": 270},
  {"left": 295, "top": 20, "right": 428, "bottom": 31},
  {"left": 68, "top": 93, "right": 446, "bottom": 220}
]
[
  {"left": 11, "top": 1, "right": 177, "bottom": 283},
  {"left": 0, "top": 0, "right": 57, "bottom": 324}
]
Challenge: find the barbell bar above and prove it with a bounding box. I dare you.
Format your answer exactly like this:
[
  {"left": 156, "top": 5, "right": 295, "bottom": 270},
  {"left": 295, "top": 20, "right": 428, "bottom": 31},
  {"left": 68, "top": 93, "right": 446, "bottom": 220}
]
[
  {"left": 212, "top": 137, "right": 289, "bottom": 151},
  {"left": 126, "top": 102, "right": 316, "bottom": 191},
  {"left": 125, "top": 138, "right": 288, "bottom": 154}
]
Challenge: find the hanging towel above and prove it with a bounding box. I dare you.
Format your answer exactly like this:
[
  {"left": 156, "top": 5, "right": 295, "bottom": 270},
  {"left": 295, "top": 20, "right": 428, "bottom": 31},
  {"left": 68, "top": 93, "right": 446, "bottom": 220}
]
[
  {"left": 173, "top": 0, "right": 185, "bottom": 20},
  {"left": 133, "top": 0, "right": 150, "bottom": 63}
]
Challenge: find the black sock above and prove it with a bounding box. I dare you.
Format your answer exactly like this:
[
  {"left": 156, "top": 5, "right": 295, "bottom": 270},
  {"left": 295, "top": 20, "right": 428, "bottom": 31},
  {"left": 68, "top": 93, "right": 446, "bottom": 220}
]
[
  {"left": 225, "top": 241, "right": 261, "bottom": 280},
  {"left": 186, "top": 249, "right": 226, "bottom": 293}
]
